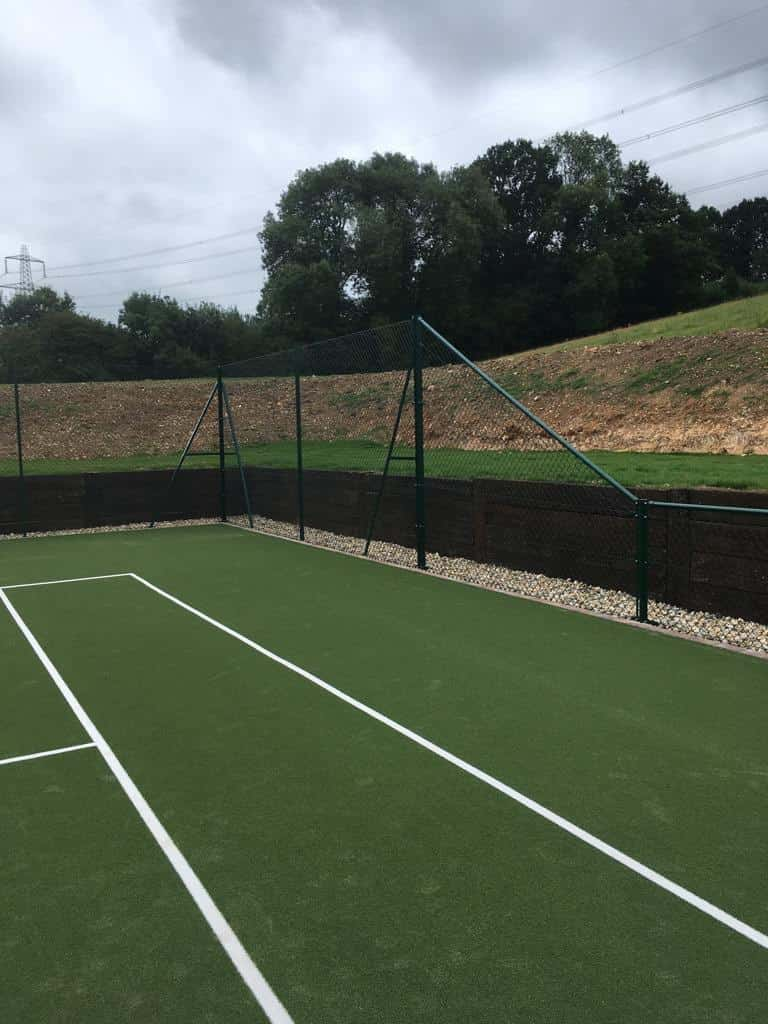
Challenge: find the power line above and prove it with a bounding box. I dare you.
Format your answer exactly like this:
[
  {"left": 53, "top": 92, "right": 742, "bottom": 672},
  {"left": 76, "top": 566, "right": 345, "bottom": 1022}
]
[
  {"left": 46, "top": 243, "right": 262, "bottom": 280},
  {"left": 618, "top": 93, "right": 768, "bottom": 147},
  {"left": 48, "top": 226, "right": 262, "bottom": 272},
  {"left": 558, "top": 55, "right": 768, "bottom": 137},
  {"left": 83, "top": 287, "right": 263, "bottom": 312},
  {"left": 649, "top": 120, "right": 768, "bottom": 165},
  {"left": 415, "top": 6, "right": 768, "bottom": 144},
  {"left": 686, "top": 167, "right": 768, "bottom": 195},
  {"left": 591, "top": 3, "right": 768, "bottom": 78},
  {"left": 73, "top": 266, "right": 262, "bottom": 301}
]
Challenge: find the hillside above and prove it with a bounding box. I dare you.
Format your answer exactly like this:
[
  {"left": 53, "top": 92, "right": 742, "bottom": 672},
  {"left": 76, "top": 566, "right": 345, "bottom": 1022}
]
[
  {"left": 552, "top": 290, "right": 768, "bottom": 353},
  {"left": 2, "top": 322, "right": 767, "bottom": 469},
  {"left": 486, "top": 327, "right": 768, "bottom": 454}
]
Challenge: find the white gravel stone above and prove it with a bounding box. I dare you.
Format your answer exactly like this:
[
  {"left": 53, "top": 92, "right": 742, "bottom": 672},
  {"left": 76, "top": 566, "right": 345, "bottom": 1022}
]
[{"left": 3, "top": 514, "right": 766, "bottom": 657}]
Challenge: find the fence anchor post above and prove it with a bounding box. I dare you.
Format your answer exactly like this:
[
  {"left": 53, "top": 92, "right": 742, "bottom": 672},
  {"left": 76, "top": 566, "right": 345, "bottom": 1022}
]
[
  {"left": 412, "top": 316, "right": 427, "bottom": 569},
  {"left": 14, "top": 382, "right": 28, "bottom": 538},
  {"left": 217, "top": 366, "right": 227, "bottom": 523},
  {"left": 294, "top": 352, "right": 305, "bottom": 541},
  {"left": 635, "top": 499, "right": 649, "bottom": 623}
]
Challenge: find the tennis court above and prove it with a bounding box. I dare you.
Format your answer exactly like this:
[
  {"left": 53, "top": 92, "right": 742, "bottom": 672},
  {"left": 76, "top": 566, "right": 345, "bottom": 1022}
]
[{"left": 1, "top": 522, "right": 766, "bottom": 1022}]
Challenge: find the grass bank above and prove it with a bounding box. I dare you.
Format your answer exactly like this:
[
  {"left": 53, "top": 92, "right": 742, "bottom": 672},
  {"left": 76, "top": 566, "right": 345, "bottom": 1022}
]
[{"left": 1, "top": 440, "right": 766, "bottom": 492}]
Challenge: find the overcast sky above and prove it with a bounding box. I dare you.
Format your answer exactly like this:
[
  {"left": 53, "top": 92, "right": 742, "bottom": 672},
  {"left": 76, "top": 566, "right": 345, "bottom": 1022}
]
[{"left": 1, "top": 0, "right": 767, "bottom": 320}]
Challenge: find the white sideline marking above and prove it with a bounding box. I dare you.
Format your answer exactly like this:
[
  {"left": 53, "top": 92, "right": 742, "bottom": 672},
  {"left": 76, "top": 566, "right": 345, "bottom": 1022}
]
[
  {"left": 2, "top": 573, "right": 133, "bottom": 590},
  {"left": 0, "top": 587, "right": 294, "bottom": 1024},
  {"left": 131, "top": 572, "right": 768, "bottom": 952},
  {"left": 0, "top": 741, "right": 96, "bottom": 767}
]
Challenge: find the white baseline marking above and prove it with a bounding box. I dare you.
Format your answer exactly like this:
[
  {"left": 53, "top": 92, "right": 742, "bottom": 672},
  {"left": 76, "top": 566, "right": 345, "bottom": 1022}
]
[
  {"left": 2, "top": 573, "right": 133, "bottom": 590},
  {"left": 0, "top": 741, "right": 96, "bottom": 767},
  {"left": 0, "top": 587, "right": 294, "bottom": 1024},
  {"left": 131, "top": 572, "right": 768, "bottom": 952}
]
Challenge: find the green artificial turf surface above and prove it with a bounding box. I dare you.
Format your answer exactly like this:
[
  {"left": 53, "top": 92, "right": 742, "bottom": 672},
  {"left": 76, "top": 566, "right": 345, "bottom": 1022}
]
[
  {"left": 1, "top": 524, "right": 766, "bottom": 1022},
  {"left": 0, "top": 441, "right": 766, "bottom": 492}
]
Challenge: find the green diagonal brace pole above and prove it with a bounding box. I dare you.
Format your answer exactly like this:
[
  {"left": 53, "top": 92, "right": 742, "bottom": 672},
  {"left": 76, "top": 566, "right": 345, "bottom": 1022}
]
[
  {"left": 150, "top": 381, "right": 217, "bottom": 528},
  {"left": 221, "top": 380, "right": 254, "bottom": 528},
  {"left": 418, "top": 317, "right": 638, "bottom": 505},
  {"left": 364, "top": 365, "right": 412, "bottom": 556}
]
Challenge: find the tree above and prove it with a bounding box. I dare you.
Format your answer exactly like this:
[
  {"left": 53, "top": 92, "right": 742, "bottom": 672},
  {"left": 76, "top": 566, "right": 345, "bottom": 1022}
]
[
  {"left": 473, "top": 139, "right": 561, "bottom": 280},
  {"left": 0, "top": 286, "right": 76, "bottom": 328},
  {"left": 547, "top": 132, "right": 624, "bottom": 192},
  {"left": 720, "top": 198, "right": 768, "bottom": 281},
  {"left": 0, "top": 309, "right": 123, "bottom": 382},
  {"left": 258, "top": 261, "right": 354, "bottom": 348}
]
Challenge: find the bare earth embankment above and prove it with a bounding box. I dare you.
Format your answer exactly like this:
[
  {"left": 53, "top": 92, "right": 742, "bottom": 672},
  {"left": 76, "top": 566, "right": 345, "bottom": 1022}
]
[{"left": 1, "top": 328, "right": 767, "bottom": 460}]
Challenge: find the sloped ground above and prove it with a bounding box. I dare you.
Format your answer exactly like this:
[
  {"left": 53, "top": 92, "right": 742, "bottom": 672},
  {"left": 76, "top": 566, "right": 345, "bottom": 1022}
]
[{"left": 1, "top": 328, "right": 767, "bottom": 461}]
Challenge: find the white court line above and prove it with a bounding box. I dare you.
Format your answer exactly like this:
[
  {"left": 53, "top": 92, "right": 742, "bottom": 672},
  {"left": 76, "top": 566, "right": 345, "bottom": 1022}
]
[
  {"left": 0, "top": 741, "right": 96, "bottom": 767},
  {"left": 131, "top": 572, "right": 768, "bottom": 953},
  {"left": 0, "top": 587, "right": 294, "bottom": 1024},
  {"left": 2, "top": 573, "right": 133, "bottom": 590}
]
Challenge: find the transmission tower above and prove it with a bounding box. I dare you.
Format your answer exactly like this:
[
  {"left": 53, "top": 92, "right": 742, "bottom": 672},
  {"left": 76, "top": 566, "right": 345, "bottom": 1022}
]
[{"left": 2, "top": 244, "right": 46, "bottom": 295}]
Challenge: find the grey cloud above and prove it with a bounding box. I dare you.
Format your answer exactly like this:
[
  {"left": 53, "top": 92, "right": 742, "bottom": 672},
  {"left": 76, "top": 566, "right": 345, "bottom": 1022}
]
[
  {"left": 172, "top": 0, "right": 765, "bottom": 88},
  {"left": 173, "top": 0, "right": 307, "bottom": 78},
  {"left": 2, "top": 0, "right": 767, "bottom": 323},
  {"left": 0, "top": 46, "right": 62, "bottom": 115}
]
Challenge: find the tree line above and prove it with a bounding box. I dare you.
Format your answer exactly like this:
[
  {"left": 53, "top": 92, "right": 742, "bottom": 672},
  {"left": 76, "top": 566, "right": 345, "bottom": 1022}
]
[{"left": 1, "top": 131, "right": 767, "bottom": 382}]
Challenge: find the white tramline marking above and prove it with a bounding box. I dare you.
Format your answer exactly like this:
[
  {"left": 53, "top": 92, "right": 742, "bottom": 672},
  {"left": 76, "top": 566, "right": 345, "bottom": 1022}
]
[
  {"left": 0, "top": 741, "right": 96, "bottom": 767},
  {"left": 0, "top": 587, "right": 294, "bottom": 1024},
  {"left": 131, "top": 572, "right": 768, "bottom": 953},
  {"left": 2, "top": 573, "right": 133, "bottom": 590}
]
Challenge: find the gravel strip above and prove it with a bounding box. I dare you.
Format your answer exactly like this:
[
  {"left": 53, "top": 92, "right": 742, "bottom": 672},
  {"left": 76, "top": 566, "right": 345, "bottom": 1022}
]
[
  {"left": 0, "top": 518, "right": 220, "bottom": 541},
  {"left": 236, "top": 513, "right": 768, "bottom": 658},
  {"left": 3, "top": 514, "right": 766, "bottom": 657}
]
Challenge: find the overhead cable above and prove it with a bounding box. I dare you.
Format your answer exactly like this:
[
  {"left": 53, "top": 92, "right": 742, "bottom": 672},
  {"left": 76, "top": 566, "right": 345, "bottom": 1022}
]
[{"left": 49, "top": 226, "right": 262, "bottom": 272}]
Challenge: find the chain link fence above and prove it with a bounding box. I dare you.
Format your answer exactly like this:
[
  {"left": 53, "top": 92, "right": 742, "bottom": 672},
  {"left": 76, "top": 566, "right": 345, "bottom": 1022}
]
[
  {"left": 216, "top": 318, "right": 768, "bottom": 644},
  {"left": 2, "top": 319, "right": 768, "bottom": 651}
]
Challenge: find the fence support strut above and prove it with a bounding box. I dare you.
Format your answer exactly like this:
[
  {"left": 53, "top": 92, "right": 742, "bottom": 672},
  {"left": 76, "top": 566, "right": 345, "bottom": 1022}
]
[
  {"left": 363, "top": 366, "right": 412, "bottom": 557},
  {"left": 294, "top": 358, "right": 305, "bottom": 541},
  {"left": 221, "top": 381, "right": 254, "bottom": 529},
  {"left": 14, "top": 382, "right": 28, "bottom": 538},
  {"left": 635, "top": 499, "right": 649, "bottom": 623},
  {"left": 149, "top": 381, "right": 217, "bottom": 528},
  {"left": 412, "top": 316, "right": 427, "bottom": 570},
  {"left": 217, "top": 367, "right": 227, "bottom": 523}
]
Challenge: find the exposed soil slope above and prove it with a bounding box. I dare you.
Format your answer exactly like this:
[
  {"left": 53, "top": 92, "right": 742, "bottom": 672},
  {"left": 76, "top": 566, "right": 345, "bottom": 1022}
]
[{"left": 1, "top": 328, "right": 766, "bottom": 460}]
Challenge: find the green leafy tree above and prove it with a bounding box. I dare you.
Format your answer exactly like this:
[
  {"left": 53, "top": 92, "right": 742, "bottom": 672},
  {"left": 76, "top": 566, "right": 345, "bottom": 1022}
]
[
  {"left": 720, "top": 198, "right": 768, "bottom": 282},
  {"left": 0, "top": 286, "right": 76, "bottom": 328},
  {"left": 0, "top": 309, "right": 123, "bottom": 382},
  {"left": 548, "top": 132, "right": 624, "bottom": 191}
]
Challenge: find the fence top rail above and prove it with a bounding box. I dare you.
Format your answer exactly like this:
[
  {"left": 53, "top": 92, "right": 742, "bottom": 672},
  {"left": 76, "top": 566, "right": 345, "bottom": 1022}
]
[
  {"left": 416, "top": 317, "right": 639, "bottom": 507},
  {"left": 647, "top": 500, "right": 768, "bottom": 516}
]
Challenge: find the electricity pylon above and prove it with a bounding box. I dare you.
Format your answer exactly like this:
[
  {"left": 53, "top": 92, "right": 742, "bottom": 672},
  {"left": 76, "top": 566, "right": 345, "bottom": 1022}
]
[{"left": 2, "top": 245, "right": 46, "bottom": 295}]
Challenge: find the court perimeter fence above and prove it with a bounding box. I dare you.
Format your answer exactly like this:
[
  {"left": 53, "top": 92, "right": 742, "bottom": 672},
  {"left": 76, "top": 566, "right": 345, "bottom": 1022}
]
[{"left": 2, "top": 317, "right": 768, "bottom": 630}]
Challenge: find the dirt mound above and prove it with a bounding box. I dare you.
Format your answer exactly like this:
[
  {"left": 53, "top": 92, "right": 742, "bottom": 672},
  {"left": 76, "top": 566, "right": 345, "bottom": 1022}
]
[
  {"left": 484, "top": 328, "right": 768, "bottom": 454},
  {"left": 1, "top": 328, "right": 767, "bottom": 460}
]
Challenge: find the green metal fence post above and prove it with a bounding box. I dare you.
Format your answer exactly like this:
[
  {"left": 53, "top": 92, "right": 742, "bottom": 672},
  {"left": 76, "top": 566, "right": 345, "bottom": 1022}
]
[
  {"left": 412, "top": 316, "right": 427, "bottom": 569},
  {"left": 13, "top": 382, "right": 28, "bottom": 538},
  {"left": 217, "top": 367, "right": 227, "bottom": 522},
  {"left": 294, "top": 351, "right": 305, "bottom": 541},
  {"left": 635, "top": 499, "right": 649, "bottom": 622}
]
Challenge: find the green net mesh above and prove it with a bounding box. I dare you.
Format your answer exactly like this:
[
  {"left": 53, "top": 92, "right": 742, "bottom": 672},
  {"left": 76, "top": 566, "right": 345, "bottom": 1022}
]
[{"left": 221, "top": 319, "right": 639, "bottom": 617}]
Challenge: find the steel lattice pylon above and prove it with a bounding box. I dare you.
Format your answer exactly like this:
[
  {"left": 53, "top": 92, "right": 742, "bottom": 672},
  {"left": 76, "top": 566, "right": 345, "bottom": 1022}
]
[{"left": 2, "top": 244, "right": 46, "bottom": 296}]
